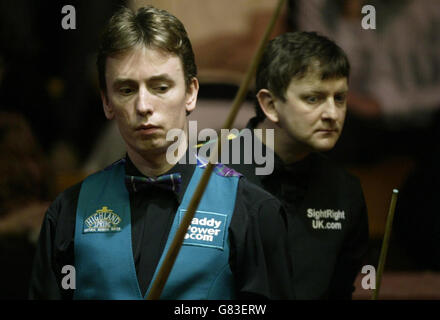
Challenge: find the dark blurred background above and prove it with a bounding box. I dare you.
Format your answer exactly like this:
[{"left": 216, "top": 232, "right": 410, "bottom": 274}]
[{"left": 0, "top": 0, "right": 439, "bottom": 299}]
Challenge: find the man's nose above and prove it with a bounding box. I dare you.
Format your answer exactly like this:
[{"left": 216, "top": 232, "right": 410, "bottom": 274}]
[
  {"left": 135, "top": 86, "right": 154, "bottom": 116},
  {"left": 321, "top": 98, "right": 338, "bottom": 121}
]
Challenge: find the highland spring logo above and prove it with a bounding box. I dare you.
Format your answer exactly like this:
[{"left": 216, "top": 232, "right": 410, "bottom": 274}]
[{"left": 166, "top": 121, "right": 274, "bottom": 176}]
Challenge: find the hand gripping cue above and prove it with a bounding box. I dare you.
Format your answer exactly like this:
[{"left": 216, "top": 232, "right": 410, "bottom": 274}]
[{"left": 146, "top": 0, "right": 286, "bottom": 300}]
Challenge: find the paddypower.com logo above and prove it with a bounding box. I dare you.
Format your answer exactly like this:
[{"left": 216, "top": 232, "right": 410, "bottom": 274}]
[{"left": 180, "top": 210, "right": 227, "bottom": 250}]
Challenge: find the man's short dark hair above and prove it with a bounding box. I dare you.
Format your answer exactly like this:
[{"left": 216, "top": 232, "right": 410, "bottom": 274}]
[
  {"left": 255, "top": 31, "right": 350, "bottom": 121},
  {"left": 97, "top": 6, "right": 197, "bottom": 93}
]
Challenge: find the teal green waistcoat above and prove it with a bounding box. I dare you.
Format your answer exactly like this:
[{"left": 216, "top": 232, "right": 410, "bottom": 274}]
[{"left": 73, "top": 160, "right": 239, "bottom": 299}]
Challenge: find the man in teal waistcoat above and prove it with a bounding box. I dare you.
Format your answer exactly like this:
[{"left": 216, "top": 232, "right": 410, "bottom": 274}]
[{"left": 29, "top": 5, "right": 294, "bottom": 300}]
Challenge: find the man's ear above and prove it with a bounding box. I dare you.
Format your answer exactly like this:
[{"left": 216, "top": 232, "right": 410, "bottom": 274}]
[
  {"left": 101, "top": 90, "right": 114, "bottom": 120},
  {"left": 185, "top": 77, "right": 199, "bottom": 115},
  {"left": 256, "top": 89, "right": 279, "bottom": 123}
]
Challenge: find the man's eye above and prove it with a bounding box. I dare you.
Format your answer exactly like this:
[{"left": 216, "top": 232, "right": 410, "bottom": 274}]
[
  {"left": 119, "top": 87, "right": 134, "bottom": 95},
  {"left": 154, "top": 85, "right": 169, "bottom": 93},
  {"left": 334, "top": 94, "right": 347, "bottom": 104},
  {"left": 304, "top": 96, "right": 319, "bottom": 104}
]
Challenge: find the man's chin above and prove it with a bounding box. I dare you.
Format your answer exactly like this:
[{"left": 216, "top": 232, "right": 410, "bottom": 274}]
[
  {"left": 312, "top": 140, "right": 337, "bottom": 152},
  {"left": 133, "top": 139, "right": 171, "bottom": 155}
]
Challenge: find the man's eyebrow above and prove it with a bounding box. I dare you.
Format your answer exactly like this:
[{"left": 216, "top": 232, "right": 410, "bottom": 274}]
[
  {"left": 301, "top": 90, "right": 327, "bottom": 95},
  {"left": 147, "top": 74, "right": 174, "bottom": 82},
  {"left": 113, "top": 74, "right": 174, "bottom": 84},
  {"left": 113, "top": 78, "right": 136, "bottom": 87},
  {"left": 303, "top": 88, "right": 348, "bottom": 95},
  {"left": 112, "top": 74, "right": 175, "bottom": 87}
]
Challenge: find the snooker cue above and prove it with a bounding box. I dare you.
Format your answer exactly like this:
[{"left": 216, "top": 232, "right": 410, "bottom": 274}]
[{"left": 371, "top": 188, "right": 399, "bottom": 300}]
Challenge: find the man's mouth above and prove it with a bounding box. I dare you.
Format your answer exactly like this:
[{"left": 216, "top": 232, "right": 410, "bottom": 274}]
[
  {"left": 317, "top": 128, "right": 338, "bottom": 133},
  {"left": 136, "top": 124, "right": 161, "bottom": 134}
]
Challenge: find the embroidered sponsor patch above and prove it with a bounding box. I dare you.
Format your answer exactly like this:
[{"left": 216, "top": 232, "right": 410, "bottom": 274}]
[
  {"left": 179, "top": 210, "right": 227, "bottom": 250},
  {"left": 306, "top": 208, "right": 345, "bottom": 230},
  {"left": 83, "top": 206, "right": 122, "bottom": 233}
]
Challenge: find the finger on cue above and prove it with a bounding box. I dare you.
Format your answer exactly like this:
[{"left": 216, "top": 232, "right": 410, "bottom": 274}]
[
  {"left": 146, "top": 0, "right": 286, "bottom": 300},
  {"left": 372, "top": 188, "right": 399, "bottom": 300}
]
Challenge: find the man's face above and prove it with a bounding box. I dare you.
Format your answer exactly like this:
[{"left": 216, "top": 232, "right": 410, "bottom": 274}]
[
  {"left": 274, "top": 72, "right": 348, "bottom": 153},
  {"left": 102, "top": 46, "right": 198, "bottom": 159}
]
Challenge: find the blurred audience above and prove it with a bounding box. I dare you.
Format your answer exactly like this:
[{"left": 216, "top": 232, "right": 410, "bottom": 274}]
[
  {"left": 0, "top": 0, "right": 122, "bottom": 164},
  {"left": 0, "top": 112, "right": 54, "bottom": 299},
  {"left": 291, "top": 0, "right": 440, "bottom": 164},
  {"left": 393, "top": 111, "right": 440, "bottom": 271}
]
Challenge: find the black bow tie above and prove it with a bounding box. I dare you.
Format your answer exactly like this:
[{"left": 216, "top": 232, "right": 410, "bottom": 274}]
[{"left": 125, "top": 173, "right": 182, "bottom": 194}]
